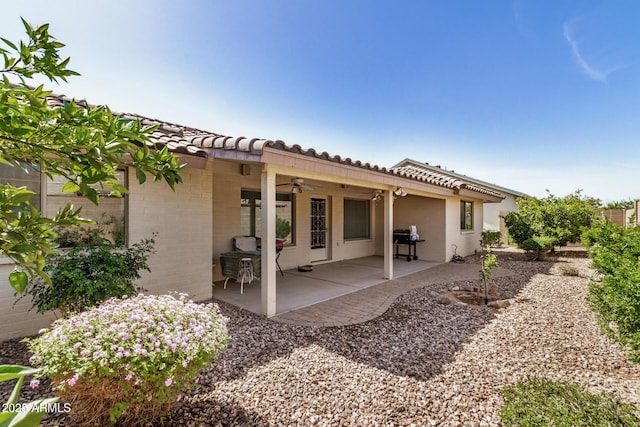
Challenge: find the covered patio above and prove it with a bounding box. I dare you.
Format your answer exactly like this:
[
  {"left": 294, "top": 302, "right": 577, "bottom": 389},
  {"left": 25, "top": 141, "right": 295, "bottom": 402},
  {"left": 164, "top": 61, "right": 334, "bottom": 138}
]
[{"left": 212, "top": 256, "right": 440, "bottom": 316}]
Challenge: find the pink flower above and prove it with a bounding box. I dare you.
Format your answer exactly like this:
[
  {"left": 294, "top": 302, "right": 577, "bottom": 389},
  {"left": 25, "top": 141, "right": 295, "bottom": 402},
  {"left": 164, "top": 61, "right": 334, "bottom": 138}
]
[
  {"left": 29, "top": 379, "right": 40, "bottom": 389},
  {"left": 68, "top": 374, "right": 79, "bottom": 387},
  {"left": 125, "top": 374, "right": 133, "bottom": 381},
  {"left": 165, "top": 378, "right": 173, "bottom": 387},
  {"left": 176, "top": 394, "right": 182, "bottom": 402}
]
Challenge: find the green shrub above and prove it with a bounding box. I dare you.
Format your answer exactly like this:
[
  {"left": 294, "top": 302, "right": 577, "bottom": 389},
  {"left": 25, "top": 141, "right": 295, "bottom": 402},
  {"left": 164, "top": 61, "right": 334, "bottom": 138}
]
[
  {"left": 20, "top": 237, "right": 155, "bottom": 317},
  {"left": 276, "top": 216, "right": 291, "bottom": 240},
  {"left": 26, "top": 294, "right": 230, "bottom": 426},
  {"left": 503, "top": 211, "right": 534, "bottom": 244},
  {"left": 504, "top": 191, "right": 596, "bottom": 249},
  {"left": 55, "top": 215, "right": 125, "bottom": 247},
  {"left": 481, "top": 230, "right": 502, "bottom": 248},
  {"left": 582, "top": 219, "right": 640, "bottom": 362},
  {"left": 521, "top": 236, "right": 555, "bottom": 260},
  {"left": 501, "top": 377, "right": 640, "bottom": 426}
]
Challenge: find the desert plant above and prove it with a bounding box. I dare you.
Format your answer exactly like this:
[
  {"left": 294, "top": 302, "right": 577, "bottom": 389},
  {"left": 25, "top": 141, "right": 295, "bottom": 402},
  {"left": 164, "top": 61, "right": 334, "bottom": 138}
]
[
  {"left": 500, "top": 377, "right": 640, "bottom": 426},
  {"left": 556, "top": 262, "right": 580, "bottom": 277},
  {"left": 481, "top": 230, "right": 502, "bottom": 249},
  {"left": 26, "top": 294, "right": 230, "bottom": 426},
  {"left": 521, "top": 236, "right": 555, "bottom": 260},
  {"left": 479, "top": 252, "right": 498, "bottom": 304},
  {"left": 19, "top": 237, "right": 155, "bottom": 317}
]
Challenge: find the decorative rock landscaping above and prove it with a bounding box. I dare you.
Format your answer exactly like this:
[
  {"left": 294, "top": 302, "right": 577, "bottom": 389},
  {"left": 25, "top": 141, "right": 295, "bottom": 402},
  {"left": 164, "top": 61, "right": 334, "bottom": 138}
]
[{"left": 2, "top": 250, "right": 639, "bottom": 426}]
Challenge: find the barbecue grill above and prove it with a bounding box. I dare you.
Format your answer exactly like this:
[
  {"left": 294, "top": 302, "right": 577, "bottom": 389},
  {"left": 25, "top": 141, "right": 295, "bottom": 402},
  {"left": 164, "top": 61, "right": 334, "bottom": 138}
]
[{"left": 393, "top": 229, "right": 425, "bottom": 261}]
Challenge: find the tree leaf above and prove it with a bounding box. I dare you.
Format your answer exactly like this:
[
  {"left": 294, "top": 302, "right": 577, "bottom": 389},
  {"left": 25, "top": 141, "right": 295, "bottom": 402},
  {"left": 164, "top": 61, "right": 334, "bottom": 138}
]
[
  {"left": 9, "top": 271, "right": 28, "bottom": 294},
  {"left": 0, "top": 37, "right": 17, "bottom": 51},
  {"left": 0, "top": 365, "right": 41, "bottom": 382},
  {"left": 135, "top": 168, "right": 147, "bottom": 184},
  {"left": 61, "top": 181, "right": 80, "bottom": 193}
]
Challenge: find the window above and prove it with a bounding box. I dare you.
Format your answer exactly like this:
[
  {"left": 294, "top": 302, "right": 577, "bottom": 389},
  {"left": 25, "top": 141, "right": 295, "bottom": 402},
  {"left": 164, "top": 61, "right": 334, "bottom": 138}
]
[
  {"left": 0, "top": 163, "right": 42, "bottom": 210},
  {"left": 240, "top": 190, "right": 295, "bottom": 243},
  {"left": 47, "top": 172, "right": 126, "bottom": 245},
  {"left": 344, "top": 198, "right": 370, "bottom": 239},
  {"left": 0, "top": 164, "right": 127, "bottom": 246},
  {"left": 460, "top": 201, "right": 473, "bottom": 230}
]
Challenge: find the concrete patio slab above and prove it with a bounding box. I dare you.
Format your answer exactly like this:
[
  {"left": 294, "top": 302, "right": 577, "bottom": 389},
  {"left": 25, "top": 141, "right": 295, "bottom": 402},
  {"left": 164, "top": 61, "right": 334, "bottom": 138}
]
[
  {"left": 270, "top": 261, "right": 515, "bottom": 327},
  {"left": 212, "top": 256, "right": 440, "bottom": 316}
]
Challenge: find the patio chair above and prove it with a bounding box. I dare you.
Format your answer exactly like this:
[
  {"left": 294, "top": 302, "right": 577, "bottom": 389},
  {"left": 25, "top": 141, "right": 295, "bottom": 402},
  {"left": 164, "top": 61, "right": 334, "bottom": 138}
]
[
  {"left": 234, "top": 235, "right": 283, "bottom": 276},
  {"left": 233, "top": 235, "right": 259, "bottom": 252}
]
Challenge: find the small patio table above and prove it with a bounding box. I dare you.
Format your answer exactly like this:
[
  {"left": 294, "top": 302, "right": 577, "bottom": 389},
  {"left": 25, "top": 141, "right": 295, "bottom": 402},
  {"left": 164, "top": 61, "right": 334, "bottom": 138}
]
[{"left": 220, "top": 251, "right": 262, "bottom": 288}]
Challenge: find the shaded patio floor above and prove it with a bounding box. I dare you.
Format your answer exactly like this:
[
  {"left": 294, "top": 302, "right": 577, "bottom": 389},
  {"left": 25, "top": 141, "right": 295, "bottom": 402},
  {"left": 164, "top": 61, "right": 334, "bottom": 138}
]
[{"left": 212, "top": 256, "right": 440, "bottom": 316}]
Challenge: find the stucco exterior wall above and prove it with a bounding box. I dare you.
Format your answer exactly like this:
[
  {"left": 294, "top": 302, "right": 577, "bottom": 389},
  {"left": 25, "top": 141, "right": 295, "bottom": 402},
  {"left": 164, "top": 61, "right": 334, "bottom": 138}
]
[
  {"left": 445, "top": 197, "right": 483, "bottom": 260},
  {"left": 0, "top": 263, "right": 57, "bottom": 340},
  {"left": 483, "top": 195, "right": 517, "bottom": 231},
  {"left": 392, "top": 196, "right": 446, "bottom": 261},
  {"left": 129, "top": 161, "right": 213, "bottom": 302},
  {"left": 0, "top": 162, "right": 213, "bottom": 341}
]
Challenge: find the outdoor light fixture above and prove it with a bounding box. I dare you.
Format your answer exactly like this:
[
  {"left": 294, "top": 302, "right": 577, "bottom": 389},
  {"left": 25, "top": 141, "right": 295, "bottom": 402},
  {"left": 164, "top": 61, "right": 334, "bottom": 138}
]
[
  {"left": 394, "top": 187, "right": 407, "bottom": 197},
  {"left": 291, "top": 185, "right": 303, "bottom": 194},
  {"left": 372, "top": 189, "right": 383, "bottom": 201}
]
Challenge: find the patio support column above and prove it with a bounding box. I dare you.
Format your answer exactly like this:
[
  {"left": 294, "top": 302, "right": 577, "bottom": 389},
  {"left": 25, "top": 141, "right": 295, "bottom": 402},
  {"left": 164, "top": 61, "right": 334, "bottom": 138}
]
[
  {"left": 384, "top": 188, "right": 394, "bottom": 280},
  {"left": 261, "top": 165, "right": 277, "bottom": 317}
]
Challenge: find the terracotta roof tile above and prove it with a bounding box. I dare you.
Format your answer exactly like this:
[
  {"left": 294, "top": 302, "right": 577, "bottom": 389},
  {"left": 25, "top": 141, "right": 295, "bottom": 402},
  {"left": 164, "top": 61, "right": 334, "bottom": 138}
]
[
  {"left": 390, "top": 164, "right": 506, "bottom": 199},
  {"left": 32, "top": 86, "right": 503, "bottom": 198}
]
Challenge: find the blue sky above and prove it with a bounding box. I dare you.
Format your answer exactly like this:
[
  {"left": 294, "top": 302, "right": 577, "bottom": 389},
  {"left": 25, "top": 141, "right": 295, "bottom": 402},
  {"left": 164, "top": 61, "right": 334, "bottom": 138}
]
[{"left": 2, "top": 1, "right": 639, "bottom": 202}]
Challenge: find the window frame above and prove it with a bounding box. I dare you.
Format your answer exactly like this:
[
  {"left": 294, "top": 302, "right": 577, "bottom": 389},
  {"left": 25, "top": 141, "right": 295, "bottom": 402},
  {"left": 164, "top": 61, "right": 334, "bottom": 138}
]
[
  {"left": 343, "top": 197, "right": 371, "bottom": 240},
  {"left": 1, "top": 164, "right": 129, "bottom": 247},
  {"left": 240, "top": 189, "right": 296, "bottom": 244},
  {"left": 460, "top": 200, "right": 473, "bottom": 231}
]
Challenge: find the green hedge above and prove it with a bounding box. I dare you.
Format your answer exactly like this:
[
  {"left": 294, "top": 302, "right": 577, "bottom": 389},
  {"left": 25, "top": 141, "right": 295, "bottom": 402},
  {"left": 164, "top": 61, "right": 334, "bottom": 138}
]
[{"left": 582, "top": 219, "right": 640, "bottom": 363}]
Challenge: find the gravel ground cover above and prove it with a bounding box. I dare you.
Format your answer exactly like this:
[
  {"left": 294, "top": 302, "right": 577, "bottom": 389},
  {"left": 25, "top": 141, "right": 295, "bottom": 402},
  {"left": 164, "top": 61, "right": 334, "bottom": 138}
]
[{"left": 2, "top": 250, "right": 639, "bottom": 426}]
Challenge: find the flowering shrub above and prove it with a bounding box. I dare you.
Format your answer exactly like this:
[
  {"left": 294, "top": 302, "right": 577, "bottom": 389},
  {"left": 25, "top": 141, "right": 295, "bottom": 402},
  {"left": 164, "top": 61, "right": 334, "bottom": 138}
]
[{"left": 26, "top": 293, "right": 230, "bottom": 426}]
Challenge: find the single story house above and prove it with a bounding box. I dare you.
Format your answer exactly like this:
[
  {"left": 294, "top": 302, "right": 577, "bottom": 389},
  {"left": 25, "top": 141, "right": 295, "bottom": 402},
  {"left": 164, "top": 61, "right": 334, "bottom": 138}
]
[
  {"left": 0, "top": 95, "right": 507, "bottom": 340},
  {"left": 392, "top": 159, "right": 524, "bottom": 243}
]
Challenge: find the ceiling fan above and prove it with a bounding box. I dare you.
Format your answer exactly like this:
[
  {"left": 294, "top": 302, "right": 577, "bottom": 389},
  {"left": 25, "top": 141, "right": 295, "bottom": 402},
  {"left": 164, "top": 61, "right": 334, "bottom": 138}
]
[{"left": 276, "top": 178, "right": 318, "bottom": 194}]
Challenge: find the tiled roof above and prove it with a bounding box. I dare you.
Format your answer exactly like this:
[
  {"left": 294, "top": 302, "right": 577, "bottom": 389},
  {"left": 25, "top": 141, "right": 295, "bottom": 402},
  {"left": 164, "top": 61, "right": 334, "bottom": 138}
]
[
  {"left": 391, "top": 159, "right": 518, "bottom": 198},
  {"left": 389, "top": 164, "right": 506, "bottom": 199},
  {"left": 117, "top": 114, "right": 403, "bottom": 173},
  {"left": 37, "top": 88, "right": 503, "bottom": 199},
  {"left": 37, "top": 90, "right": 209, "bottom": 159}
]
